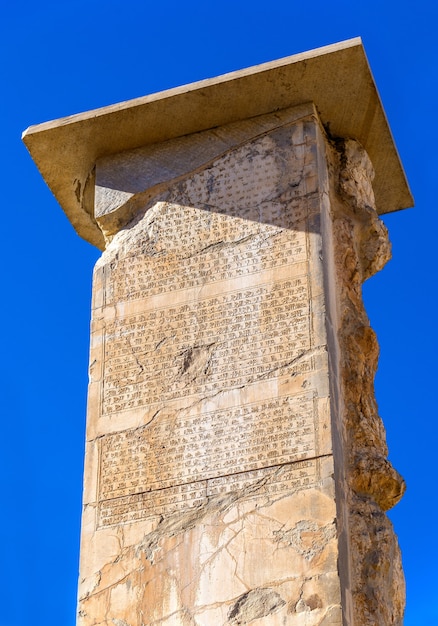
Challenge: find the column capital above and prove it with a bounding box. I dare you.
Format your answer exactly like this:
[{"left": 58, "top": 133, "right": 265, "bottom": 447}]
[{"left": 23, "top": 38, "right": 412, "bottom": 250}]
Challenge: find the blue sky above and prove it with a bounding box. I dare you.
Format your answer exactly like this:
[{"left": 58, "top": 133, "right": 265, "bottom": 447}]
[{"left": 1, "top": 1, "right": 437, "bottom": 625}]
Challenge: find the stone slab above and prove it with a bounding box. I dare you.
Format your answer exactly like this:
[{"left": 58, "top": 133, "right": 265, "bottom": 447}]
[{"left": 22, "top": 38, "right": 413, "bottom": 250}]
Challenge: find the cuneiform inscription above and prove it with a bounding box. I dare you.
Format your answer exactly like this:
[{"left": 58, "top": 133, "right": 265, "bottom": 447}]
[
  {"left": 98, "top": 393, "right": 317, "bottom": 526},
  {"left": 102, "top": 276, "right": 311, "bottom": 415},
  {"left": 168, "top": 125, "right": 318, "bottom": 218},
  {"left": 94, "top": 123, "right": 324, "bottom": 529},
  {"left": 97, "top": 460, "right": 318, "bottom": 528},
  {"left": 103, "top": 197, "right": 313, "bottom": 306}
]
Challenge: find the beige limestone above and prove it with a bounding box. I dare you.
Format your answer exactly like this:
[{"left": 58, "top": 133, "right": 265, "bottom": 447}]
[
  {"left": 80, "top": 106, "right": 343, "bottom": 625},
  {"left": 23, "top": 40, "right": 411, "bottom": 626},
  {"left": 22, "top": 38, "right": 413, "bottom": 250}
]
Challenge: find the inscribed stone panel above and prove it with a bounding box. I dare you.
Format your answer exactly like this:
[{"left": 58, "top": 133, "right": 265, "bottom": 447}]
[{"left": 90, "top": 120, "right": 327, "bottom": 527}]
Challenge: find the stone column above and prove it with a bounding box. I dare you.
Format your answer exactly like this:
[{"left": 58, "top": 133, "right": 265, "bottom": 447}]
[{"left": 23, "top": 39, "right": 412, "bottom": 626}]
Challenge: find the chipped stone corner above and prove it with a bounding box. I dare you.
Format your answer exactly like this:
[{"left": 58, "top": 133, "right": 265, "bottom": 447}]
[
  {"left": 325, "top": 135, "right": 406, "bottom": 625},
  {"left": 228, "top": 588, "right": 286, "bottom": 625}
]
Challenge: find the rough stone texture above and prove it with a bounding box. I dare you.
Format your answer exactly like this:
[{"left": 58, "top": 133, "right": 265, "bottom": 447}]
[
  {"left": 76, "top": 105, "right": 405, "bottom": 625},
  {"left": 324, "top": 137, "right": 405, "bottom": 625}
]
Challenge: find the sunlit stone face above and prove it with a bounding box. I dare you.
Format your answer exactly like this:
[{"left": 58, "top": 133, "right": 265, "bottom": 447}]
[
  {"left": 78, "top": 108, "right": 344, "bottom": 625},
  {"left": 75, "top": 103, "right": 405, "bottom": 626},
  {"left": 22, "top": 41, "right": 410, "bottom": 626}
]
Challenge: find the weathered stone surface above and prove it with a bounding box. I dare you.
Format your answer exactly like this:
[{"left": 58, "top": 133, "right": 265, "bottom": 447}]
[
  {"left": 78, "top": 107, "right": 348, "bottom": 625},
  {"left": 23, "top": 40, "right": 411, "bottom": 626},
  {"left": 327, "top": 138, "right": 406, "bottom": 625},
  {"left": 74, "top": 104, "right": 406, "bottom": 625}
]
